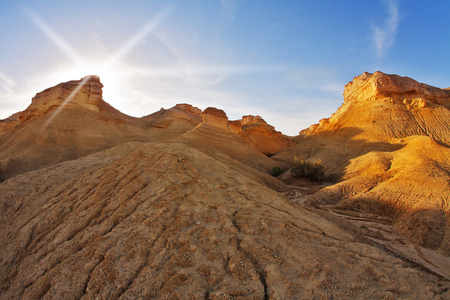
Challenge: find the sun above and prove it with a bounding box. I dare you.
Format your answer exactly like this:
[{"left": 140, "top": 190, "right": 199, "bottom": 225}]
[
  {"left": 23, "top": 5, "right": 172, "bottom": 118},
  {"left": 48, "top": 60, "right": 115, "bottom": 86},
  {"left": 45, "top": 57, "right": 140, "bottom": 94}
]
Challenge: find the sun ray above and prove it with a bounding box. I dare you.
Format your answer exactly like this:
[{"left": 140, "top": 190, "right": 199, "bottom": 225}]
[
  {"left": 104, "top": 6, "right": 173, "bottom": 68},
  {"left": 22, "top": 5, "right": 280, "bottom": 131},
  {"left": 22, "top": 6, "right": 84, "bottom": 65},
  {"left": 39, "top": 75, "right": 92, "bottom": 132},
  {"left": 22, "top": 6, "right": 174, "bottom": 134}
]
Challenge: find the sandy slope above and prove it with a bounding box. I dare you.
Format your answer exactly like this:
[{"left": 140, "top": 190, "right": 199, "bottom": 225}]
[{"left": 1, "top": 142, "right": 448, "bottom": 299}]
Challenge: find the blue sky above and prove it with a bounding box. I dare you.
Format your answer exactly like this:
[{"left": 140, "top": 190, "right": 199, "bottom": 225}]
[{"left": 0, "top": 0, "right": 449, "bottom": 135}]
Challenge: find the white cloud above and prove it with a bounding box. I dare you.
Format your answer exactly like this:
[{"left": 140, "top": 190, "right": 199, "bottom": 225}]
[{"left": 372, "top": 0, "right": 400, "bottom": 57}]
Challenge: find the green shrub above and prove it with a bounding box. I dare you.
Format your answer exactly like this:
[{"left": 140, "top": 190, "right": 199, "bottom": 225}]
[
  {"left": 291, "top": 158, "right": 324, "bottom": 181},
  {"left": 271, "top": 166, "right": 285, "bottom": 177}
]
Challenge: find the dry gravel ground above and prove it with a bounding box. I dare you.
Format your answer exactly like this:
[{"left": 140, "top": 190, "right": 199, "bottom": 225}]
[{"left": 1, "top": 142, "right": 449, "bottom": 299}]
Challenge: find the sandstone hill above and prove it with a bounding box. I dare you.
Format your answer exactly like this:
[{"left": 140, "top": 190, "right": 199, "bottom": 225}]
[
  {"left": 1, "top": 73, "right": 450, "bottom": 299},
  {"left": 0, "top": 76, "right": 149, "bottom": 181},
  {"left": 275, "top": 71, "right": 450, "bottom": 255},
  {"left": 0, "top": 77, "right": 290, "bottom": 182}
]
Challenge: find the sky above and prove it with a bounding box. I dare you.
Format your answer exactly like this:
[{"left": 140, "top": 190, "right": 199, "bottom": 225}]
[{"left": 0, "top": 0, "right": 449, "bottom": 136}]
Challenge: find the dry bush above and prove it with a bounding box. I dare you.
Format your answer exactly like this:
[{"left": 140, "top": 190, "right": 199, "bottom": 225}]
[{"left": 291, "top": 157, "right": 324, "bottom": 181}]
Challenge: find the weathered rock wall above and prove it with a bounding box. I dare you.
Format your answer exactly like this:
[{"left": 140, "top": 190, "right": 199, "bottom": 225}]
[{"left": 301, "top": 72, "right": 450, "bottom": 145}]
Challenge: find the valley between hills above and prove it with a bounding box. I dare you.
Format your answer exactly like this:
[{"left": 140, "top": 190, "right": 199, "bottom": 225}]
[{"left": 0, "top": 71, "right": 449, "bottom": 299}]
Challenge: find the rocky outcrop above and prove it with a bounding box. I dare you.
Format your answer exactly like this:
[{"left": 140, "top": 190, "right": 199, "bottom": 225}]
[
  {"left": 202, "top": 107, "right": 229, "bottom": 131},
  {"left": 200, "top": 110, "right": 292, "bottom": 153},
  {"left": 300, "top": 72, "right": 450, "bottom": 145},
  {"left": 227, "top": 120, "right": 242, "bottom": 134},
  {"left": 241, "top": 115, "right": 263, "bottom": 125},
  {"left": 239, "top": 115, "right": 293, "bottom": 153},
  {"left": 201, "top": 107, "right": 245, "bottom": 133},
  {"left": 0, "top": 76, "right": 151, "bottom": 182},
  {"left": 175, "top": 103, "right": 202, "bottom": 117},
  {"left": 19, "top": 75, "right": 104, "bottom": 122},
  {"left": 344, "top": 71, "right": 450, "bottom": 107}
]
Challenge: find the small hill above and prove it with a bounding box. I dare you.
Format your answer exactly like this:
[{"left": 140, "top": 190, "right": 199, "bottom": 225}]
[{"left": 0, "top": 76, "right": 150, "bottom": 181}]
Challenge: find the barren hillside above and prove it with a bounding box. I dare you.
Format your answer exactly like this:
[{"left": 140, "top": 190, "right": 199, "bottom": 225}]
[{"left": 1, "top": 73, "right": 449, "bottom": 299}]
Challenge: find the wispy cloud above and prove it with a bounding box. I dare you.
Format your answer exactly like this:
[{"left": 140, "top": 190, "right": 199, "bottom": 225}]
[
  {"left": 372, "top": 0, "right": 400, "bottom": 57},
  {"left": 0, "top": 72, "right": 15, "bottom": 95}
]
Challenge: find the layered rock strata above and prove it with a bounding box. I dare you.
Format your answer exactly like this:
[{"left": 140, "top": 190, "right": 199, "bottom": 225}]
[
  {"left": 301, "top": 71, "right": 450, "bottom": 145},
  {"left": 202, "top": 107, "right": 229, "bottom": 131}
]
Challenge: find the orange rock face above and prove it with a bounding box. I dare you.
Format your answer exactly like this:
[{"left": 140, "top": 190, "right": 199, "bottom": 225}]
[
  {"left": 343, "top": 71, "right": 450, "bottom": 107},
  {"left": 239, "top": 115, "right": 293, "bottom": 154},
  {"left": 301, "top": 71, "right": 450, "bottom": 145},
  {"left": 227, "top": 120, "right": 242, "bottom": 134},
  {"left": 175, "top": 103, "right": 203, "bottom": 117},
  {"left": 202, "top": 107, "right": 229, "bottom": 131},
  {"left": 200, "top": 110, "right": 292, "bottom": 153},
  {"left": 241, "top": 115, "right": 263, "bottom": 125},
  {"left": 0, "top": 76, "right": 151, "bottom": 181},
  {"left": 19, "top": 75, "right": 104, "bottom": 122},
  {"left": 0, "top": 112, "right": 20, "bottom": 134}
]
